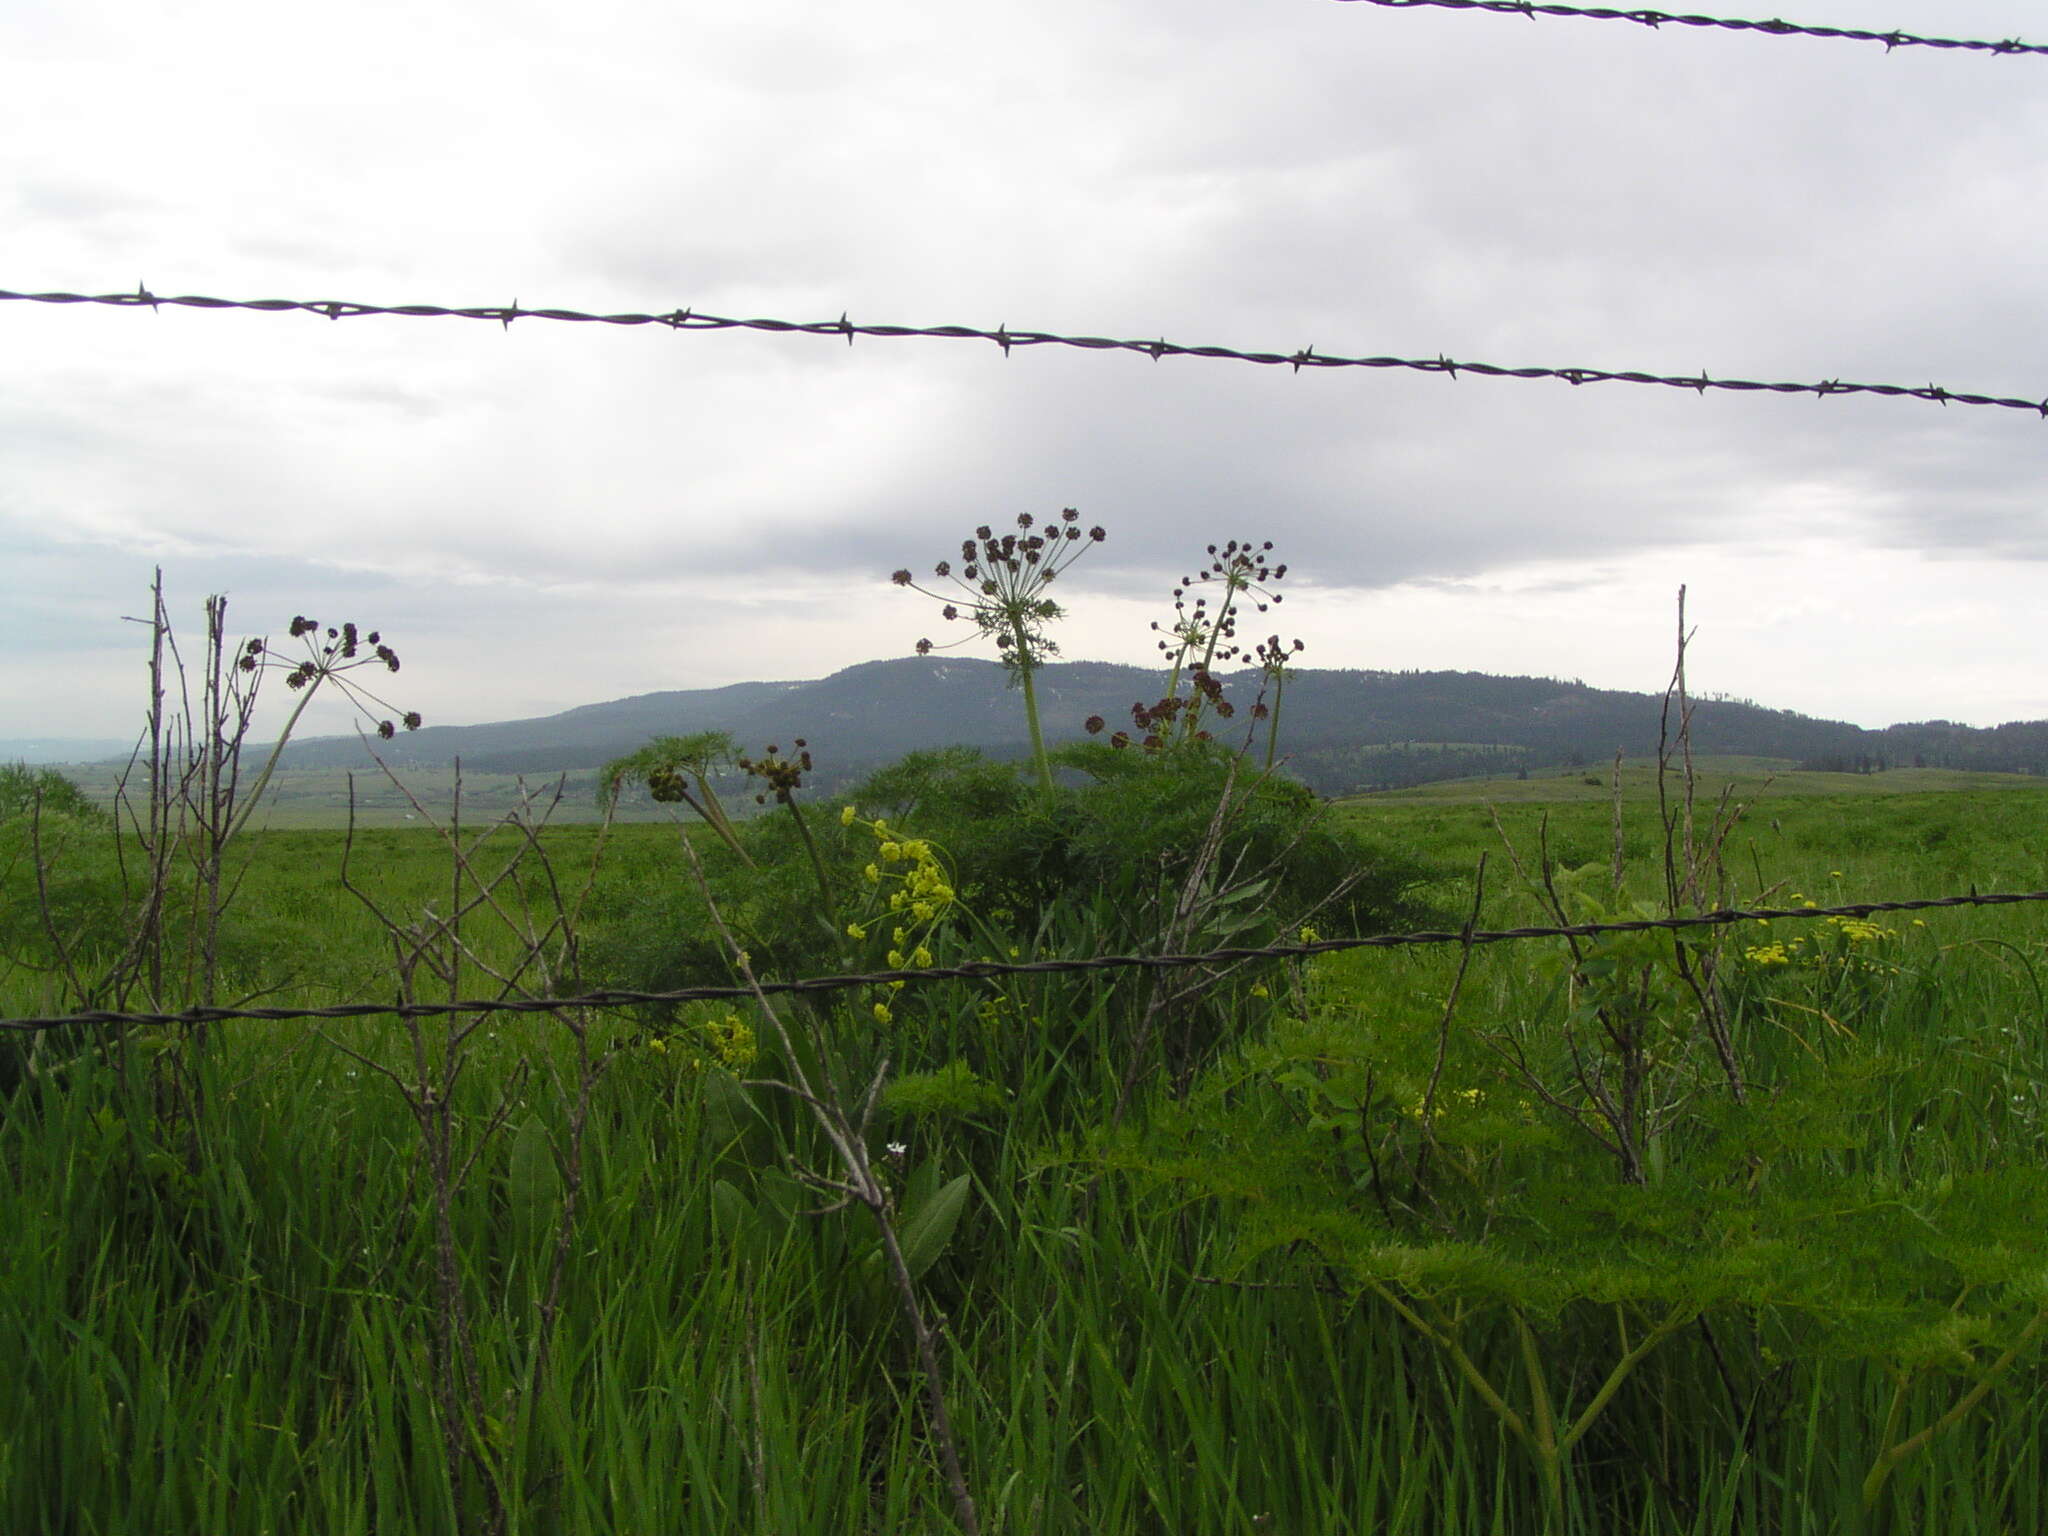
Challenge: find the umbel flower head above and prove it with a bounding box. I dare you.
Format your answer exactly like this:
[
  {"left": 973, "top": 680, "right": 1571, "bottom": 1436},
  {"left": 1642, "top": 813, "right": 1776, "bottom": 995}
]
[
  {"left": 239, "top": 614, "right": 421, "bottom": 740},
  {"left": 893, "top": 508, "right": 1108, "bottom": 793},
  {"left": 891, "top": 507, "right": 1106, "bottom": 675},
  {"left": 1115, "top": 538, "right": 1297, "bottom": 751},
  {"left": 738, "top": 740, "right": 814, "bottom": 806},
  {"left": 1151, "top": 539, "right": 1288, "bottom": 677},
  {"left": 1088, "top": 668, "right": 1236, "bottom": 752}
]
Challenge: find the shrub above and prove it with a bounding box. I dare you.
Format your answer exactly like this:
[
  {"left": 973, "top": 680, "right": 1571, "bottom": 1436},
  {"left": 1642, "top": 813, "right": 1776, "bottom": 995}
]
[
  {"left": 583, "top": 738, "right": 1441, "bottom": 1121},
  {"left": 0, "top": 763, "right": 105, "bottom": 825},
  {"left": 853, "top": 741, "right": 1438, "bottom": 950}
]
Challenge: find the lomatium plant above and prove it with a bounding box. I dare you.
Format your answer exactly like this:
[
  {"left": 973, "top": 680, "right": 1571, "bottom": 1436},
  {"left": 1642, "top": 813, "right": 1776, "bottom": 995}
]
[
  {"left": 230, "top": 615, "right": 420, "bottom": 843},
  {"left": 892, "top": 508, "right": 1107, "bottom": 793},
  {"left": 1250, "top": 631, "right": 1307, "bottom": 770},
  {"left": 738, "top": 740, "right": 835, "bottom": 914},
  {"left": 1088, "top": 539, "right": 1304, "bottom": 763},
  {"left": 1153, "top": 539, "right": 1288, "bottom": 697},
  {"left": 599, "top": 731, "right": 753, "bottom": 865}
]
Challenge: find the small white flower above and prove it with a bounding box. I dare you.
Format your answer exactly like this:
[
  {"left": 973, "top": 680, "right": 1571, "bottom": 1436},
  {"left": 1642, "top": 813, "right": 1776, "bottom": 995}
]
[{"left": 886, "top": 1142, "right": 909, "bottom": 1159}]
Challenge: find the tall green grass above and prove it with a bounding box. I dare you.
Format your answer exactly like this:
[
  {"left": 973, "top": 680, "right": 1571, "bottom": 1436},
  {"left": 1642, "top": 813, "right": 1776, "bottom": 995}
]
[{"left": 3, "top": 785, "right": 2044, "bottom": 1533}]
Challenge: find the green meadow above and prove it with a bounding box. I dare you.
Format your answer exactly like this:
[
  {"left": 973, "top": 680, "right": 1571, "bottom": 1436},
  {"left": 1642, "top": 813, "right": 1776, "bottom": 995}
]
[{"left": 3, "top": 756, "right": 2046, "bottom": 1534}]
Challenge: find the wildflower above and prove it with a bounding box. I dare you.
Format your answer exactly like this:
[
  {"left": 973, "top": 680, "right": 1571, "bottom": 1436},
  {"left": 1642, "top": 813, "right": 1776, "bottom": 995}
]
[
  {"left": 886, "top": 1142, "right": 908, "bottom": 1159},
  {"left": 841, "top": 804, "right": 857, "bottom": 826},
  {"left": 1140, "top": 540, "right": 1295, "bottom": 750},
  {"left": 846, "top": 923, "right": 867, "bottom": 940},
  {"left": 1250, "top": 983, "right": 1270, "bottom": 998},
  {"left": 873, "top": 1002, "right": 893, "bottom": 1025},
  {"left": 892, "top": 509, "right": 1109, "bottom": 791},
  {"left": 702, "top": 1014, "right": 758, "bottom": 1070},
  {"left": 1299, "top": 925, "right": 1321, "bottom": 945}
]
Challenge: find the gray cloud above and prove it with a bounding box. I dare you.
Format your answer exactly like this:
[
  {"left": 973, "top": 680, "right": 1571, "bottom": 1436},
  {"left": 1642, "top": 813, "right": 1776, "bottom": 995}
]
[{"left": 3, "top": 0, "right": 2044, "bottom": 736}]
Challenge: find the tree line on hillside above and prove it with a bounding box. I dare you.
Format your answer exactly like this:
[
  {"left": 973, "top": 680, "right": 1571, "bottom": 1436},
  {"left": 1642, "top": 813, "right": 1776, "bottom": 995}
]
[
  {"left": 1824, "top": 719, "right": 2048, "bottom": 777},
  {"left": 262, "top": 659, "right": 2048, "bottom": 794}
]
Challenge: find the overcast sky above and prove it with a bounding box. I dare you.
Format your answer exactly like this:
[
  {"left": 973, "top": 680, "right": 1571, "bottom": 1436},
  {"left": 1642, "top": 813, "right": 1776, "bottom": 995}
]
[{"left": 4, "top": 0, "right": 2045, "bottom": 748}]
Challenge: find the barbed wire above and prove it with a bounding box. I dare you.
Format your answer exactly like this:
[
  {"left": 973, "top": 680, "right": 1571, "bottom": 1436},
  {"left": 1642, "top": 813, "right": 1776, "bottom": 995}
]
[
  {"left": 5, "top": 886, "right": 2043, "bottom": 1035},
  {"left": 1334, "top": 0, "right": 2045, "bottom": 57},
  {"left": 3, "top": 286, "right": 2042, "bottom": 420}
]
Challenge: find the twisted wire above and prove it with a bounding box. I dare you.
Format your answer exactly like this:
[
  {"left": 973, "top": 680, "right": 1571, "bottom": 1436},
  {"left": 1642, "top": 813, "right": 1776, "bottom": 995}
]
[
  {"left": 6, "top": 886, "right": 2043, "bottom": 1034},
  {"left": 1334, "top": 0, "right": 2046, "bottom": 57},
  {"left": 2, "top": 286, "right": 2042, "bottom": 419}
]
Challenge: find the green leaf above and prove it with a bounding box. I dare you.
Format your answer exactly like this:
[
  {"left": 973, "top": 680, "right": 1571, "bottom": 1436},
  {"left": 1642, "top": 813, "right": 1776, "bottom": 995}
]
[
  {"left": 506, "top": 1115, "right": 560, "bottom": 1243},
  {"left": 895, "top": 1173, "right": 973, "bottom": 1283}
]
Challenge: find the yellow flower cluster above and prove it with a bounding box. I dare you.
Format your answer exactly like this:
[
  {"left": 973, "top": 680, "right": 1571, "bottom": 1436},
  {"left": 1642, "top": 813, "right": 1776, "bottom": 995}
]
[
  {"left": 1742, "top": 910, "right": 1897, "bottom": 974},
  {"left": 840, "top": 813, "right": 958, "bottom": 928},
  {"left": 839, "top": 807, "right": 962, "bottom": 1025},
  {"left": 699, "top": 1012, "right": 759, "bottom": 1070},
  {"left": 644, "top": 1010, "right": 759, "bottom": 1072},
  {"left": 1401, "top": 1086, "right": 1487, "bottom": 1119}
]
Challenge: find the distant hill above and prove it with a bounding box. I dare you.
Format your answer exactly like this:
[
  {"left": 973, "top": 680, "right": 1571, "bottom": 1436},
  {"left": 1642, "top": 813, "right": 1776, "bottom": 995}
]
[
  {"left": 0, "top": 737, "right": 133, "bottom": 766},
  {"left": 268, "top": 659, "right": 2048, "bottom": 797}
]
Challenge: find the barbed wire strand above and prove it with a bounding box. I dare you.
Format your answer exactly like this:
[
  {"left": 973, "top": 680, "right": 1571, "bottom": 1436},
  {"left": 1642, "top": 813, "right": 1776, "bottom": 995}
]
[
  {"left": 6, "top": 886, "right": 2043, "bottom": 1035},
  {"left": 3, "top": 287, "right": 2043, "bottom": 420},
  {"left": 1333, "top": 0, "right": 2045, "bottom": 58}
]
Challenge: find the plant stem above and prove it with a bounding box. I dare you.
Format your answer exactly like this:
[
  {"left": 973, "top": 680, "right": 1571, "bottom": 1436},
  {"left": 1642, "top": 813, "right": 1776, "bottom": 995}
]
[
  {"left": 221, "top": 677, "right": 322, "bottom": 847},
  {"left": 1014, "top": 645, "right": 1054, "bottom": 794},
  {"left": 1862, "top": 1305, "right": 2048, "bottom": 1509},
  {"left": 785, "top": 799, "right": 838, "bottom": 921},
  {"left": 1515, "top": 1311, "right": 1565, "bottom": 1533},
  {"left": 692, "top": 770, "right": 753, "bottom": 863},
  {"left": 1262, "top": 667, "right": 1285, "bottom": 770}
]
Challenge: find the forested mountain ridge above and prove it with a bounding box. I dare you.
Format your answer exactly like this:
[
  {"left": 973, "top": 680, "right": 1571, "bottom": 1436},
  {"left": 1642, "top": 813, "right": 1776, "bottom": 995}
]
[{"left": 266, "top": 659, "right": 2048, "bottom": 796}]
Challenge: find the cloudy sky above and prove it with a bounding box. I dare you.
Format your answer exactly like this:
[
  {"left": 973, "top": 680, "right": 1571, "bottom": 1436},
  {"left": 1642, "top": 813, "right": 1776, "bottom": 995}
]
[{"left": 4, "top": 0, "right": 2045, "bottom": 748}]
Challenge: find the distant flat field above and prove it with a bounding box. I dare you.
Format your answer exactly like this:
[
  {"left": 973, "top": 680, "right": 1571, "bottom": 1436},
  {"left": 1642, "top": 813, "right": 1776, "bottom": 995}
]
[
  {"left": 50, "top": 763, "right": 690, "bottom": 828},
  {"left": 1336, "top": 757, "right": 2048, "bottom": 806},
  {"left": 44, "top": 754, "right": 2048, "bottom": 828}
]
